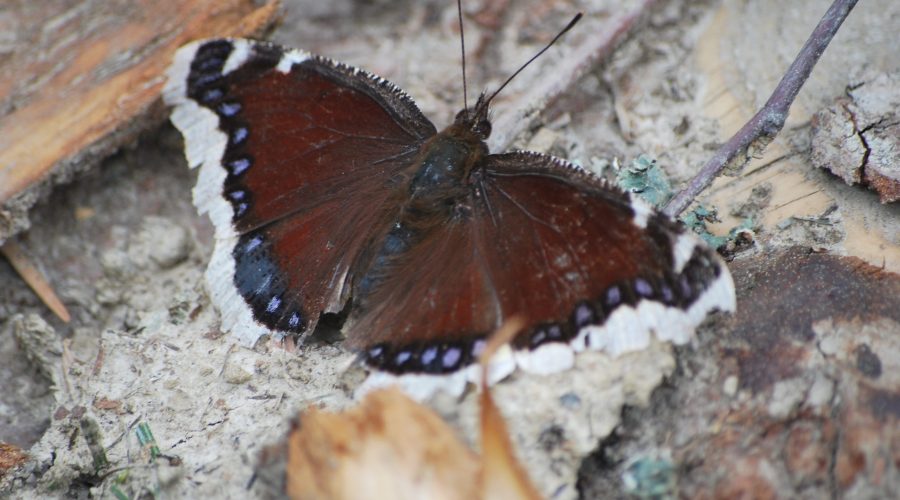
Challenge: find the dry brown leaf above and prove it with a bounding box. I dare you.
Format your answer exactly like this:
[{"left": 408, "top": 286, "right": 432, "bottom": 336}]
[
  {"left": 480, "top": 390, "right": 542, "bottom": 500},
  {"left": 287, "top": 389, "right": 480, "bottom": 500},
  {"left": 92, "top": 397, "right": 123, "bottom": 413},
  {"left": 285, "top": 317, "right": 543, "bottom": 500},
  {"left": 478, "top": 317, "right": 542, "bottom": 500}
]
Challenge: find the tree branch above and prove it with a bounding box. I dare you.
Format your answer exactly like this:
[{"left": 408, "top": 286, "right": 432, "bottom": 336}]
[{"left": 663, "top": 0, "right": 860, "bottom": 218}]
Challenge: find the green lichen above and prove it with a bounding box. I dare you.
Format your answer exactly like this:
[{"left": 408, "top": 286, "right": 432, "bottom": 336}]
[
  {"left": 680, "top": 204, "right": 754, "bottom": 250},
  {"left": 616, "top": 155, "right": 673, "bottom": 208}
]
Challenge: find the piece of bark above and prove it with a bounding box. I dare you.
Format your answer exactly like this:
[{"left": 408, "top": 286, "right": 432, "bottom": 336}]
[
  {"left": 695, "top": 248, "right": 900, "bottom": 497},
  {"left": 682, "top": 0, "right": 900, "bottom": 273},
  {"left": 0, "top": 0, "right": 280, "bottom": 242},
  {"left": 810, "top": 72, "right": 900, "bottom": 203},
  {"left": 727, "top": 247, "right": 900, "bottom": 393}
]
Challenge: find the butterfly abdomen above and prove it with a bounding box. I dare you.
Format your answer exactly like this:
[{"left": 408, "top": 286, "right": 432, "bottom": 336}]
[{"left": 351, "top": 128, "right": 487, "bottom": 312}]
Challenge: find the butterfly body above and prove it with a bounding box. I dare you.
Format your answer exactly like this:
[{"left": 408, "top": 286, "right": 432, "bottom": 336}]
[
  {"left": 348, "top": 114, "right": 486, "bottom": 309},
  {"left": 411, "top": 124, "right": 486, "bottom": 193},
  {"left": 164, "top": 38, "right": 735, "bottom": 397}
]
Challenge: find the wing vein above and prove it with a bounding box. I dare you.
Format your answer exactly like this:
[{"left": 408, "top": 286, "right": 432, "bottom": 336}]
[
  {"left": 472, "top": 216, "right": 503, "bottom": 328},
  {"left": 491, "top": 184, "right": 571, "bottom": 304}
]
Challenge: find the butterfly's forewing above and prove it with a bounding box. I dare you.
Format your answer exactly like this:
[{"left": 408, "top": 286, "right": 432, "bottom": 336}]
[
  {"left": 164, "top": 39, "right": 436, "bottom": 344},
  {"left": 354, "top": 151, "right": 735, "bottom": 380}
]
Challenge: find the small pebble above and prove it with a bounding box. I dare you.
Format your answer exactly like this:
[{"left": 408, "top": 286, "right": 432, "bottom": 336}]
[
  {"left": 559, "top": 392, "right": 582, "bottom": 410},
  {"left": 722, "top": 375, "right": 739, "bottom": 397},
  {"left": 223, "top": 364, "right": 253, "bottom": 385}
]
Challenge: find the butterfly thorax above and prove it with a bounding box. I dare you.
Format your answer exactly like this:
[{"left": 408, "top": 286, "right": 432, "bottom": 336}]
[
  {"left": 407, "top": 95, "right": 492, "bottom": 203},
  {"left": 409, "top": 124, "right": 486, "bottom": 202},
  {"left": 350, "top": 121, "right": 489, "bottom": 309}
]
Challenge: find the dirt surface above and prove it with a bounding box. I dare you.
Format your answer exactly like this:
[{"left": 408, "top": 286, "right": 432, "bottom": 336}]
[{"left": 1, "top": 0, "right": 898, "bottom": 498}]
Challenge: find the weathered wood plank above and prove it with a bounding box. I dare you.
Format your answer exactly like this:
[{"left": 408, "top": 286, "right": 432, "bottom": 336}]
[{"left": 0, "top": 0, "right": 279, "bottom": 239}]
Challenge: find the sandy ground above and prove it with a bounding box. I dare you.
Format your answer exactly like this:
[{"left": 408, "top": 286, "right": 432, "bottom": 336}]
[{"left": 2, "top": 0, "right": 898, "bottom": 498}]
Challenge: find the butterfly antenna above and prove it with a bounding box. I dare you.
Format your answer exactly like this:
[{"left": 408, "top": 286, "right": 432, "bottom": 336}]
[
  {"left": 457, "top": 0, "right": 469, "bottom": 117},
  {"left": 483, "top": 13, "right": 582, "bottom": 109}
]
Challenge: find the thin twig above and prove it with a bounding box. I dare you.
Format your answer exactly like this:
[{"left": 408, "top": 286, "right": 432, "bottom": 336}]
[
  {"left": 218, "top": 343, "right": 237, "bottom": 377},
  {"left": 1, "top": 238, "right": 71, "bottom": 322},
  {"left": 663, "top": 0, "right": 860, "bottom": 217}
]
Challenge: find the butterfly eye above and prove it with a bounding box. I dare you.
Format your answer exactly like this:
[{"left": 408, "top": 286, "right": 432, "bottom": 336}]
[{"left": 473, "top": 119, "right": 491, "bottom": 140}]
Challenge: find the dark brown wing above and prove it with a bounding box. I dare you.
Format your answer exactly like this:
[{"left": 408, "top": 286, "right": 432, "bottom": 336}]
[
  {"left": 476, "top": 153, "right": 734, "bottom": 357},
  {"left": 165, "top": 39, "right": 436, "bottom": 344},
  {"left": 346, "top": 207, "right": 501, "bottom": 374},
  {"left": 353, "top": 151, "right": 734, "bottom": 377}
]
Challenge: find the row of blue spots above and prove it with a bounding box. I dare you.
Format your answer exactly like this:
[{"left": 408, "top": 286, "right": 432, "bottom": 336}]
[
  {"left": 366, "top": 338, "right": 480, "bottom": 374},
  {"left": 365, "top": 246, "right": 722, "bottom": 373},
  {"left": 232, "top": 233, "right": 305, "bottom": 333}
]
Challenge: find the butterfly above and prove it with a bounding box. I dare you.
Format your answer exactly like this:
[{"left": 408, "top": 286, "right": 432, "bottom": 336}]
[{"left": 163, "top": 35, "right": 735, "bottom": 398}]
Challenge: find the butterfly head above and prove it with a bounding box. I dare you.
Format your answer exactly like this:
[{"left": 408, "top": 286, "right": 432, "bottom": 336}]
[
  {"left": 450, "top": 12, "right": 581, "bottom": 146},
  {"left": 453, "top": 92, "right": 492, "bottom": 141}
]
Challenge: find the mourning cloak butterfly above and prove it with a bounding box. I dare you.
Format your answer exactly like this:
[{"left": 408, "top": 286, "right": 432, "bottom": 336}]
[{"left": 163, "top": 36, "right": 735, "bottom": 398}]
